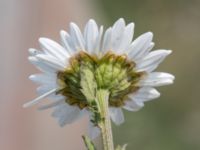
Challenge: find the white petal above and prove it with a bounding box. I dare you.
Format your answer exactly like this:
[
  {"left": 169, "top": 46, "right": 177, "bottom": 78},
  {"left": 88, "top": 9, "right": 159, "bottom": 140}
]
[
  {"left": 117, "top": 22, "right": 134, "bottom": 54},
  {"left": 35, "top": 54, "right": 65, "bottom": 70},
  {"left": 109, "top": 107, "right": 124, "bottom": 125},
  {"left": 36, "top": 82, "right": 64, "bottom": 101},
  {"left": 140, "top": 72, "right": 175, "bottom": 87},
  {"left": 111, "top": 18, "right": 126, "bottom": 51},
  {"left": 128, "top": 32, "right": 153, "bottom": 61},
  {"left": 136, "top": 50, "right": 172, "bottom": 72},
  {"left": 84, "top": 19, "right": 99, "bottom": 54},
  {"left": 52, "top": 103, "right": 82, "bottom": 126},
  {"left": 38, "top": 99, "right": 65, "bottom": 111},
  {"left": 69, "top": 22, "right": 85, "bottom": 51},
  {"left": 88, "top": 122, "right": 101, "bottom": 139},
  {"left": 29, "top": 48, "right": 43, "bottom": 56},
  {"left": 39, "top": 38, "right": 69, "bottom": 63},
  {"left": 94, "top": 26, "right": 103, "bottom": 56},
  {"left": 37, "top": 83, "right": 57, "bottom": 93},
  {"left": 23, "top": 88, "right": 57, "bottom": 108},
  {"left": 28, "top": 56, "right": 57, "bottom": 73},
  {"left": 60, "top": 30, "right": 75, "bottom": 55},
  {"left": 148, "top": 42, "right": 155, "bottom": 51},
  {"left": 29, "top": 73, "right": 56, "bottom": 85},
  {"left": 131, "top": 87, "right": 160, "bottom": 101},
  {"left": 102, "top": 27, "right": 112, "bottom": 54},
  {"left": 123, "top": 99, "right": 144, "bottom": 111}
]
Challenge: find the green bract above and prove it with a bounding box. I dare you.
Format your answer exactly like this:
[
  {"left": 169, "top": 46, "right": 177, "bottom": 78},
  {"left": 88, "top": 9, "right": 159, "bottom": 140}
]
[{"left": 57, "top": 51, "right": 144, "bottom": 108}]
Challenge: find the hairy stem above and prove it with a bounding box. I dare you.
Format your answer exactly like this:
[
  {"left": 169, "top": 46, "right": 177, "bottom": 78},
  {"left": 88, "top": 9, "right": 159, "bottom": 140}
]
[{"left": 96, "top": 89, "right": 114, "bottom": 150}]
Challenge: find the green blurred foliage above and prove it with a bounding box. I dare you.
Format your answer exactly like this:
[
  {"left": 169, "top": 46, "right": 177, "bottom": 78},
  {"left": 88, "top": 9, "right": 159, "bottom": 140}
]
[{"left": 97, "top": 0, "right": 200, "bottom": 149}]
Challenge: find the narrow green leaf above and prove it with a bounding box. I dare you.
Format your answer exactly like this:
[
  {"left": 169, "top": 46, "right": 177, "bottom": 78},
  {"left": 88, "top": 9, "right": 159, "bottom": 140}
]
[
  {"left": 82, "top": 135, "right": 96, "bottom": 150},
  {"left": 115, "top": 144, "right": 127, "bottom": 150}
]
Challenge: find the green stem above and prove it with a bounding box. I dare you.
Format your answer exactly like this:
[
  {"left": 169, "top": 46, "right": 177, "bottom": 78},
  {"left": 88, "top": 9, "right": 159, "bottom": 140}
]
[{"left": 96, "top": 89, "right": 114, "bottom": 150}]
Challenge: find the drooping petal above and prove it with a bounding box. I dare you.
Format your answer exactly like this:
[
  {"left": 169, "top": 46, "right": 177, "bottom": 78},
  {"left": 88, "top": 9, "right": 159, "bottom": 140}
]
[
  {"left": 123, "top": 87, "right": 160, "bottom": 111},
  {"left": 23, "top": 88, "right": 57, "bottom": 108},
  {"left": 139, "top": 72, "right": 175, "bottom": 87},
  {"left": 38, "top": 99, "right": 65, "bottom": 111},
  {"left": 123, "top": 99, "right": 144, "bottom": 111},
  {"left": 131, "top": 87, "right": 160, "bottom": 101},
  {"left": 88, "top": 121, "right": 101, "bottom": 139},
  {"left": 52, "top": 103, "right": 83, "bottom": 127},
  {"left": 136, "top": 50, "right": 172, "bottom": 72},
  {"left": 124, "top": 87, "right": 160, "bottom": 111},
  {"left": 36, "top": 84, "right": 64, "bottom": 101},
  {"left": 109, "top": 107, "right": 124, "bottom": 125}
]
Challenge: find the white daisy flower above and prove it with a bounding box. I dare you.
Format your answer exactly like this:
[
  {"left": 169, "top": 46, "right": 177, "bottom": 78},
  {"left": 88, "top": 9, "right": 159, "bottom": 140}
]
[{"left": 24, "top": 18, "right": 174, "bottom": 138}]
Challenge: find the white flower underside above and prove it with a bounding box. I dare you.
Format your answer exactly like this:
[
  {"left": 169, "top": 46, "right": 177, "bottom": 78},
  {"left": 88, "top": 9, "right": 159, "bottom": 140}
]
[{"left": 24, "top": 18, "right": 174, "bottom": 139}]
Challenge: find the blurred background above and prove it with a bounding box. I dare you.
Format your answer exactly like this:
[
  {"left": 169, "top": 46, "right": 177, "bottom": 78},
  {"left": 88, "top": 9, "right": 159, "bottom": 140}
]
[{"left": 0, "top": 0, "right": 200, "bottom": 150}]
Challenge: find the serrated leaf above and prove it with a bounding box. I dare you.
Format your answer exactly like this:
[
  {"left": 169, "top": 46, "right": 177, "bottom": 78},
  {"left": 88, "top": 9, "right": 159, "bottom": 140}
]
[{"left": 80, "top": 64, "right": 97, "bottom": 101}]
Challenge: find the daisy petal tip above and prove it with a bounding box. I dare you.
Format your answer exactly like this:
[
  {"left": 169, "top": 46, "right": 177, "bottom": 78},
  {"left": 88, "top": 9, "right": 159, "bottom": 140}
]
[
  {"left": 60, "top": 30, "right": 66, "bottom": 36},
  {"left": 28, "top": 56, "right": 37, "bottom": 63},
  {"left": 168, "top": 78, "right": 175, "bottom": 84},
  {"left": 38, "top": 37, "right": 46, "bottom": 43},
  {"left": 23, "top": 102, "right": 32, "bottom": 108},
  {"left": 88, "top": 19, "right": 96, "bottom": 24},
  {"left": 28, "top": 48, "right": 36, "bottom": 53},
  {"left": 151, "top": 89, "right": 161, "bottom": 98},
  {"left": 171, "top": 74, "right": 175, "bottom": 80},
  {"left": 69, "top": 22, "right": 78, "bottom": 29},
  {"left": 114, "top": 18, "right": 125, "bottom": 27},
  {"left": 150, "top": 42, "right": 155, "bottom": 47},
  {"left": 130, "top": 22, "right": 135, "bottom": 27},
  {"left": 147, "top": 31, "right": 153, "bottom": 37},
  {"left": 118, "top": 18, "right": 125, "bottom": 22},
  {"left": 157, "top": 49, "right": 172, "bottom": 57},
  {"left": 166, "top": 50, "right": 172, "bottom": 55},
  {"left": 162, "top": 79, "right": 175, "bottom": 86},
  {"left": 164, "top": 73, "right": 175, "bottom": 80},
  {"left": 127, "top": 22, "right": 135, "bottom": 30},
  {"left": 22, "top": 104, "right": 27, "bottom": 108},
  {"left": 38, "top": 37, "right": 51, "bottom": 47},
  {"left": 28, "top": 74, "right": 34, "bottom": 80}
]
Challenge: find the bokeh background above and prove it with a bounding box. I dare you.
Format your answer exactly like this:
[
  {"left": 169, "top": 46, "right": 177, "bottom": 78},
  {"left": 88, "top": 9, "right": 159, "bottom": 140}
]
[{"left": 1, "top": 0, "right": 200, "bottom": 150}]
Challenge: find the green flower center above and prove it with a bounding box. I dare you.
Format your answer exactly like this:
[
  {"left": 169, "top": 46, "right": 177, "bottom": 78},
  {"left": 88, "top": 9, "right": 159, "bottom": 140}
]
[{"left": 57, "top": 51, "right": 144, "bottom": 109}]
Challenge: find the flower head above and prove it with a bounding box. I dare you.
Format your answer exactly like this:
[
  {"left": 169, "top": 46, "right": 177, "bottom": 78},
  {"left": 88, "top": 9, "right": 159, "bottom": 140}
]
[{"left": 24, "top": 18, "right": 174, "bottom": 138}]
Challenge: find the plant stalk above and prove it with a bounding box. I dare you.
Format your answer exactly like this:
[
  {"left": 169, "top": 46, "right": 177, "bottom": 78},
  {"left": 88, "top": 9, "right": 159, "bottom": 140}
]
[{"left": 97, "top": 89, "right": 114, "bottom": 150}]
